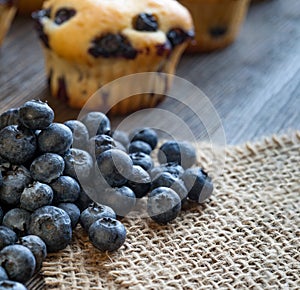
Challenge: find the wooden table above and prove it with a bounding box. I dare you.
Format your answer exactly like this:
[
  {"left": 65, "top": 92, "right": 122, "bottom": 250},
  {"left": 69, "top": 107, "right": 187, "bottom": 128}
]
[
  {"left": 0, "top": 0, "right": 299, "bottom": 145},
  {"left": 0, "top": 2, "right": 299, "bottom": 289}
]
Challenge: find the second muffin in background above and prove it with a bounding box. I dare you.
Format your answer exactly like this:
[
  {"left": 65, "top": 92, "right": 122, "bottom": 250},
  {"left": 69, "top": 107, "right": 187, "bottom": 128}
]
[
  {"left": 0, "top": 0, "right": 17, "bottom": 46},
  {"left": 179, "top": 0, "right": 250, "bottom": 52},
  {"left": 33, "top": 0, "right": 194, "bottom": 114}
]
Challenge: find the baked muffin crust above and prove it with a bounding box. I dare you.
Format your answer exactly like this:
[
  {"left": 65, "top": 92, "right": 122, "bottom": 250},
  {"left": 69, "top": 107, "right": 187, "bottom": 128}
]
[{"left": 34, "top": 0, "right": 193, "bottom": 63}]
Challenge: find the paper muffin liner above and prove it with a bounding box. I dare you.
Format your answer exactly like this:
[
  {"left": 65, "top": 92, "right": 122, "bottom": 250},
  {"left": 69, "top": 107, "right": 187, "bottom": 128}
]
[
  {"left": 0, "top": 4, "right": 17, "bottom": 46},
  {"left": 44, "top": 43, "right": 187, "bottom": 115},
  {"left": 179, "top": 0, "right": 250, "bottom": 52}
]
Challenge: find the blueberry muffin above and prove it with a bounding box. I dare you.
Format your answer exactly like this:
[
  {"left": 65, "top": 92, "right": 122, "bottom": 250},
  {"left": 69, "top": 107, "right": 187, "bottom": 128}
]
[
  {"left": 33, "top": 0, "right": 194, "bottom": 114},
  {"left": 17, "top": 0, "right": 44, "bottom": 15},
  {"left": 0, "top": 0, "right": 17, "bottom": 46},
  {"left": 179, "top": 0, "right": 250, "bottom": 52}
]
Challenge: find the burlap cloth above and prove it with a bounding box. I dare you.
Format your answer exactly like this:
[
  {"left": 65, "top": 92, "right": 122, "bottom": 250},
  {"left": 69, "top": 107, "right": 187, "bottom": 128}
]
[{"left": 32, "top": 131, "right": 300, "bottom": 289}]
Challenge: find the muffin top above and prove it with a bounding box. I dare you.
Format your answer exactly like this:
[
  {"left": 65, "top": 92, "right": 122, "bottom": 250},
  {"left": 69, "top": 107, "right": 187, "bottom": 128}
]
[{"left": 33, "top": 0, "right": 194, "bottom": 63}]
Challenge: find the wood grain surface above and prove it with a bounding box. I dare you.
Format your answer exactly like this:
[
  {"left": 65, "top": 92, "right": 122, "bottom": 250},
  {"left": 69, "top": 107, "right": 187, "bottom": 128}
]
[
  {"left": 0, "top": 0, "right": 299, "bottom": 146},
  {"left": 0, "top": 1, "right": 299, "bottom": 289}
]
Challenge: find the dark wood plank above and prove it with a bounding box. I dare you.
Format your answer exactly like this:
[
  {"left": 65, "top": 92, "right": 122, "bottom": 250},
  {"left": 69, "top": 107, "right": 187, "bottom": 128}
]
[
  {"left": 177, "top": 0, "right": 300, "bottom": 144},
  {"left": 0, "top": 1, "right": 299, "bottom": 289},
  {"left": 0, "top": 0, "right": 299, "bottom": 145}
]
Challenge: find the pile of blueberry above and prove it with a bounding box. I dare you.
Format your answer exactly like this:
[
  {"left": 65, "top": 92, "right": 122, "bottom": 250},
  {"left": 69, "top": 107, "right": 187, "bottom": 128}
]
[{"left": 0, "top": 100, "right": 213, "bottom": 289}]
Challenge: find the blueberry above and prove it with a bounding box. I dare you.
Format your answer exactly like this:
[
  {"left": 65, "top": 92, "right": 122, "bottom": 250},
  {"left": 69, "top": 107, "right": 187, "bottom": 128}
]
[
  {"left": 158, "top": 141, "right": 196, "bottom": 169},
  {"left": 0, "top": 125, "right": 37, "bottom": 165},
  {"left": 182, "top": 168, "right": 213, "bottom": 203},
  {"left": 57, "top": 203, "right": 80, "bottom": 229},
  {"left": 37, "top": 123, "right": 73, "bottom": 155},
  {"left": 89, "top": 134, "right": 116, "bottom": 158},
  {"left": 64, "top": 120, "right": 89, "bottom": 150},
  {"left": 96, "top": 149, "right": 133, "bottom": 187},
  {"left": 50, "top": 176, "right": 80, "bottom": 204},
  {"left": 19, "top": 100, "right": 54, "bottom": 130},
  {"left": 209, "top": 26, "right": 227, "bottom": 38},
  {"left": 30, "top": 153, "right": 65, "bottom": 184},
  {"left": 2, "top": 209, "right": 31, "bottom": 237},
  {"left": 127, "top": 166, "right": 151, "bottom": 198},
  {"left": 54, "top": 8, "right": 76, "bottom": 25},
  {"left": 28, "top": 206, "right": 72, "bottom": 252},
  {"left": 98, "top": 186, "right": 136, "bottom": 218},
  {"left": 0, "top": 160, "right": 9, "bottom": 170},
  {"left": 56, "top": 76, "right": 69, "bottom": 102},
  {"left": 20, "top": 182, "right": 53, "bottom": 212},
  {"left": 128, "top": 140, "right": 152, "bottom": 155},
  {"left": 111, "top": 130, "right": 129, "bottom": 148},
  {"left": 80, "top": 112, "right": 111, "bottom": 137},
  {"left": 0, "top": 280, "right": 27, "bottom": 290},
  {"left": 80, "top": 203, "right": 116, "bottom": 231},
  {"left": 129, "top": 128, "right": 158, "bottom": 149},
  {"left": 149, "top": 162, "right": 184, "bottom": 179},
  {"left": 75, "top": 187, "right": 93, "bottom": 212},
  {"left": 32, "top": 8, "right": 51, "bottom": 48},
  {"left": 0, "top": 167, "right": 3, "bottom": 182},
  {"left": 88, "top": 217, "right": 126, "bottom": 252},
  {"left": 114, "top": 140, "right": 127, "bottom": 152},
  {"left": 0, "top": 266, "right": 8, "bottom": 280},
  {"left": 0, "top": 108, "right": 20, "bottom": 130},
  {"left": 0, "top": 244, "right": 36, "bottom": 283},
  {"left": 0, "top": 163, "right": 9, "bottom": 172},
  {"left": 0, "top": 156, "right": 8, "bottom": 165},
  {"left": 147, "top": 187, "right": 181, "bottom": 224},
  {"left": 151, "top": 172, "right": 188, "bottom": 201},
  {"left": 156, "top": 41, "right": 172, "bottom": 56},
  {"left": 0, "top": 207, "right": 3, "bottom": 224},
  {"left": 129, "top": 152, "right": 153, "bottom": 171},
  {"left": 19, "top": 235, "right": 47, "bottom": 273},
  {"left": 167, "top": 28, "right": 194, "bottom": 48},
  {"left": 88, "top": 34, "right": 137, "bottom": 59},
  {"left": 0, "top": 226, "right": 18, "bottom": 251},
  {"left": 92, "top": 167, "right": 110, "bottom": 191},
  {"left": 63, "top": 148, "right": 93, "bottom": 181},
  {"left": 134, "top": 13, "right": 158, "bottom": 32},
  {"left": 0, "top": 165, "right": 32, "bottom": 206}
]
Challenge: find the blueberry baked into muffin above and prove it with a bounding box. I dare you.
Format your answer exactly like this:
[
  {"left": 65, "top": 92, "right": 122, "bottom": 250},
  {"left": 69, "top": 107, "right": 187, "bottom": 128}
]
[
  {"left": 179, "top": 0, "right": 250, "bottom": 52},
  {"left": 0, "top": 0, "right": 17, "bottom": 46},
  {"left": 32, "top": 0, "right": 194, "bottom": 114}
]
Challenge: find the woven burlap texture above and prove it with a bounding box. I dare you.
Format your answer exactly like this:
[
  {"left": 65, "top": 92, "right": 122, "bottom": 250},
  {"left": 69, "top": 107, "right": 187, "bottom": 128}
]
[{"left": 41, "top": 132, "right": 300, "bottom": 289}]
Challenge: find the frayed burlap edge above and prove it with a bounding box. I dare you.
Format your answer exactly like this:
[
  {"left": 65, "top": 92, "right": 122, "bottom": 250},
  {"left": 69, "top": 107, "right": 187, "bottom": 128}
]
[{"left": 33, "top": 131, "right": 300, "bottom": 289}]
